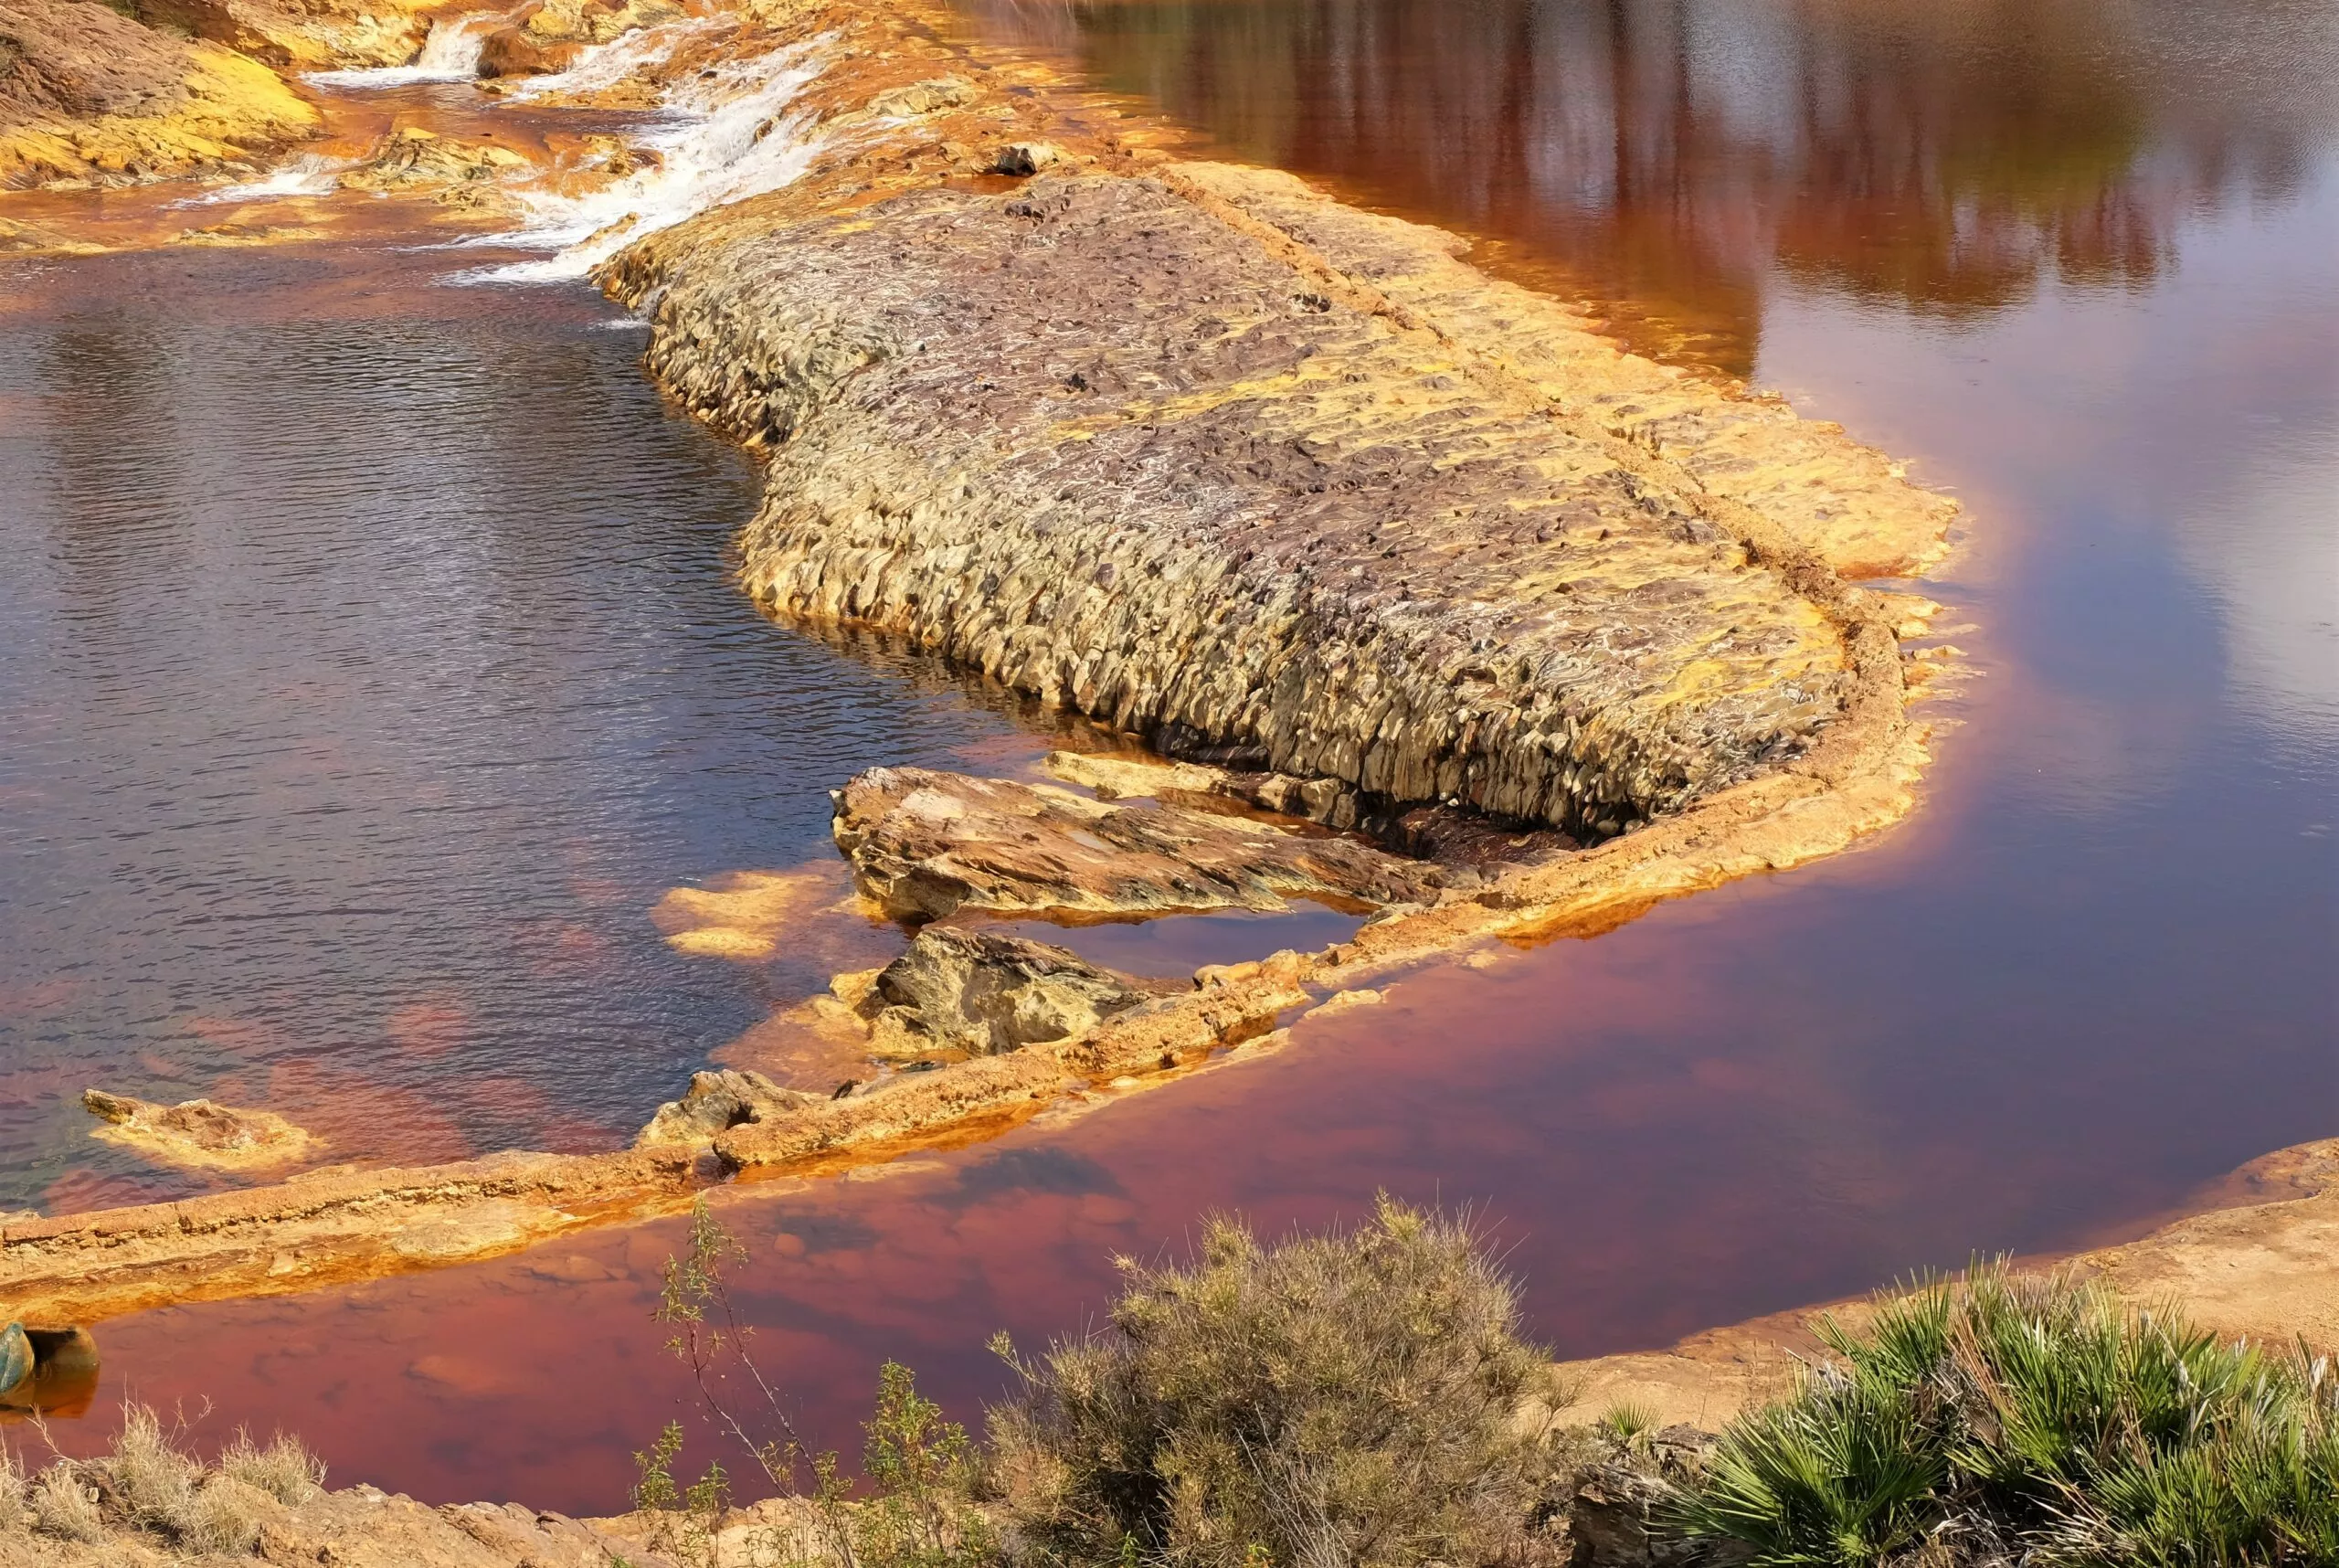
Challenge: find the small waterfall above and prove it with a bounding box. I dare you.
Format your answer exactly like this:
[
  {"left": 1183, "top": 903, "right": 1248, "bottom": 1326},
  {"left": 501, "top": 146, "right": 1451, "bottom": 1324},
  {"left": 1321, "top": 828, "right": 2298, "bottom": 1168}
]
[
  {"left": 462, "top": 37, "right": 830, "bottom": 284},
  {"left": 307, "top": 12, "right": 502, "bottom": 87},
  {"left": 499, "top": 15, "right": 720, "bottom": 101},
  {"left": 180, "top": 153, "right": 349, "bottom": 204}
]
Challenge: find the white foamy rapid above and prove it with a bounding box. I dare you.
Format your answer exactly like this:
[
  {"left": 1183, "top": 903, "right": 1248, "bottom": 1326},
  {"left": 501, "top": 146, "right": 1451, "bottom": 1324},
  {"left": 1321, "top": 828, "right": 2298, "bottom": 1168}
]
[
  {"left": 461, "top": 33, "right": 828, "bottom": 284},
  {"left": 497, "top": 15, "right": 718, "bottom": 101},
  {"left": 306, "top": 12, "right": 503, "bottom": 87},
  {"left": 179, "top": 153, "right": 349, "bottom": 204}
]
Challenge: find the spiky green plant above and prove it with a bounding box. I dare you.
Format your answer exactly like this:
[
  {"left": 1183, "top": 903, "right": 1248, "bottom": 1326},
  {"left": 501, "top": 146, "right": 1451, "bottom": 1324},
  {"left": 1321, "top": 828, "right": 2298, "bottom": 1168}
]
[{"left": 1668, "top": 1266, "right": 2339, "bottom": 1567}]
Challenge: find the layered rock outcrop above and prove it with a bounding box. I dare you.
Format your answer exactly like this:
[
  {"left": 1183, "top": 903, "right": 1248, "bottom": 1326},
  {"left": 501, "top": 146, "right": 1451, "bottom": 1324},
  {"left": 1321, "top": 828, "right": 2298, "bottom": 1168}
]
[
  {"left": 833, "top": 766, "right": 1449, "bottom": 923},
  {"left": 0, "top": 0, "right": 1961, "bottom": 1320}
]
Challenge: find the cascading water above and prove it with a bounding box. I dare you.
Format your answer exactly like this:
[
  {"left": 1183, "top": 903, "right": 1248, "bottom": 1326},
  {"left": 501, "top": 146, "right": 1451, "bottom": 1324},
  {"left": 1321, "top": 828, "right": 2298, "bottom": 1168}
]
[
  {"left": 499, "top": 16, "right": 721, "bottom": 101},
  {"left": 181, "top": 152, "right": 349, "bottom": 204},
  {"left": 307, "top": 12, "right": 504, "bottom": 87},
  {"left": 465, "top": 34, "right": 831, "bottom": 283}
]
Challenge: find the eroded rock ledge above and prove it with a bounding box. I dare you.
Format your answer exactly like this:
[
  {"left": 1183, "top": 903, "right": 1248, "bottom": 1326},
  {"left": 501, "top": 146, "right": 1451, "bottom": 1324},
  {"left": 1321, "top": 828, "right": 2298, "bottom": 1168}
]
[{"left": 0, "top": 0, "right": 1957, "bottom": 1322}]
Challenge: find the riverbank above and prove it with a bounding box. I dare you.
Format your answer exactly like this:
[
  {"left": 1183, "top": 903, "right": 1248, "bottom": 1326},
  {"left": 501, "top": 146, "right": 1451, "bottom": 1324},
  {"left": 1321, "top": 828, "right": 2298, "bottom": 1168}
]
[
  {"left": 10, "top": 1146, "right": 2334, "bottom": 1566},
  {"left": 1559, "top": 1135, "right": 2339, "bottom": 1431},
  {"left": 0, "top": 0, "right": 1965, "bottom": 1322}
]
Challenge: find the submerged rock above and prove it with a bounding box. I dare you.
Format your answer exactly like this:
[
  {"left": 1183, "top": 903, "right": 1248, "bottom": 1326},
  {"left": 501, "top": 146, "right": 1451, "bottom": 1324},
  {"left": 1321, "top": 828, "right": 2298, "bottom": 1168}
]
[
  {"left": 637, "top": 1068, "right": 812, "bottom": 1145},
  {"left": 863, "top": 925, "right": 1160, "bottom": 1057},
  {"left": 832, "top": 766, "right": 1450, "bottom": 924},
  {"left": 81, "top": 1088, "right": 316, "bottom": 1171}
]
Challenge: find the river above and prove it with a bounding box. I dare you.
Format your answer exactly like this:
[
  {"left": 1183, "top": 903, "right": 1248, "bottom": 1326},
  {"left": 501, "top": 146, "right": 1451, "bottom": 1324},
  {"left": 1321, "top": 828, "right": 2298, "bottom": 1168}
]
[{"left": 2, "top": 0, "right": 2332, "bottom": 1514}]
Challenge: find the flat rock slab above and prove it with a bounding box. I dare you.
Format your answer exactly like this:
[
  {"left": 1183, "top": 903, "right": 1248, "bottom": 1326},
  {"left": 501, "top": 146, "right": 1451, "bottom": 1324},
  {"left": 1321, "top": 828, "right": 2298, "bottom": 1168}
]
[{"left": 833, "top": 766, "right": 1451, "bottom": 922}]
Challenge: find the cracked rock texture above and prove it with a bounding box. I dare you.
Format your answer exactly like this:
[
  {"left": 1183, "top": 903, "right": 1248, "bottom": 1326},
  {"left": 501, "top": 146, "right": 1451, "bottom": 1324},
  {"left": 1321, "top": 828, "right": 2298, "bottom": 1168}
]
[
  {"left": 630, "top": 171, "right": 1847, "bottom": 840},
  {"left": 864, "top": 924, "right": 1161, "bottom": 1057},
  {"left": 833, "top": 766, "right": 1449, "bottom": 922}
]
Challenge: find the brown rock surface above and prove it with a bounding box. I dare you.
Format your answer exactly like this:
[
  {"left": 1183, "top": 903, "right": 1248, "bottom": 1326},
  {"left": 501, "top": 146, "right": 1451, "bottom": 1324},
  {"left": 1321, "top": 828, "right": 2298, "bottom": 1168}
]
[
  {"left": 833, "top": 766, "right": 1451, "bottom": 922},
  {"left": 0, "top": 0, "right": 316, "bottom": 186},
  {"left": 476, "top": 0, "right": 682, "bottom": 79},
  {"left": 124, "top": 0, "right": 439, "bottom": 70},
  {"left": 863, "top": 923, "right": 1166, "bottom": 1057},
  {"left": 636, "top": 1067, "right": 812, "bottom": 1145},
  {"left": 82, "top": 1087, "right": 317, "bottom": 1172},
  {"left": 340, "top": 124, "right": 530, "bottom": 208},
  {"left": 0, "top": 1482, "right": 671, "bottom": 1567}
]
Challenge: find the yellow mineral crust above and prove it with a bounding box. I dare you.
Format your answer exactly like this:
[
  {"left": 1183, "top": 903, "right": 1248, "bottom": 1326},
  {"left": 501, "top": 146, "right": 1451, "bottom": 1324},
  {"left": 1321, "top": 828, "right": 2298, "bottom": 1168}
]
[{"left": 0, "top": 0, "right": 319, "bottom": 189}]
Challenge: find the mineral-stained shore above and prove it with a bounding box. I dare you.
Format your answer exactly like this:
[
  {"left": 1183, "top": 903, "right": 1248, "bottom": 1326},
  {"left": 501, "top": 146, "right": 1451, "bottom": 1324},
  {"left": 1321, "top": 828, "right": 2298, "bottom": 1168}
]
[
  {"left": 0, "top": 0, "right": 1963, "bottom": 1321},
  {"left": 0, "top": 0, "right": 323, "bottom": 188}
]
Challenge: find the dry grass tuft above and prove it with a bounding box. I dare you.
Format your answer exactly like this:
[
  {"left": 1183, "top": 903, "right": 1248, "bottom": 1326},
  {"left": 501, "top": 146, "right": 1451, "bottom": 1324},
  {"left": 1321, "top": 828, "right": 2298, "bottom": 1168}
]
[
  {"left": 217, "top": 1428, "right": 326, "bottom": 1505},
  {"left": 0, "top": 1402, "right": 301, "bottom": 1558}
]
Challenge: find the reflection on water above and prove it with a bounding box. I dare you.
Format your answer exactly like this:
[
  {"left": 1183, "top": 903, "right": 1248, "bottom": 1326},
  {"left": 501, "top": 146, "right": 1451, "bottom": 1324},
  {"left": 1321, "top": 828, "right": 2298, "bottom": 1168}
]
[
  {"left": 961, "top": 0, "right": 2335, "bottom": 374},
  {"left": 18, "top": 0, "right": 2339, "bottom": 1513},
  {"left": 0, "top": 220, "right": 1047, "bottom": 1212}
]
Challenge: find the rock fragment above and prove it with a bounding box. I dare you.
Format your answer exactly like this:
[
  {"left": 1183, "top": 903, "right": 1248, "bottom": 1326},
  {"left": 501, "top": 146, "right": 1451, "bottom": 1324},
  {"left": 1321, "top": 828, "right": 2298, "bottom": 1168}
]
[
  {"left": 832, "top": 766, "right": 1449, "bottom": 923},
  {"left": 863, "top": 925, "right": 1161, "bottom": 1057},
  {"left": 637, "top": 1068, "right": 811, "bottom": 1145},
  {"left": 866, "top": 76, "right": 971, "bottom": 117},
  {"left": 81, "top": 1088, "right": 316, "bottom": 1171},
  {"left": 992, "top": 140, "right": 1062, "bottom": 175}
]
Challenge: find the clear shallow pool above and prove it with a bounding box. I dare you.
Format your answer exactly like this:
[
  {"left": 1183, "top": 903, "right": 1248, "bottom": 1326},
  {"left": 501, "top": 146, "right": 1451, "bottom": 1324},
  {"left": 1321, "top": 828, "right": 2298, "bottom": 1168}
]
[{"left": 7, "top": 0, "right": 2334, "bottom": 1514}]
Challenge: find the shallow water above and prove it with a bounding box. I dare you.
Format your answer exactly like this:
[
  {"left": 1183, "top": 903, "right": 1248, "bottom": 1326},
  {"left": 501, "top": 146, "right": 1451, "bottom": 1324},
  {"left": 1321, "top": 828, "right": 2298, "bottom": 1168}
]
[
  {"left": 6, "top": 0, "right": 2336, "bottom": 1515},
  {"left": 0, "top": 90, "right": 1054, "bottom": 1212}
]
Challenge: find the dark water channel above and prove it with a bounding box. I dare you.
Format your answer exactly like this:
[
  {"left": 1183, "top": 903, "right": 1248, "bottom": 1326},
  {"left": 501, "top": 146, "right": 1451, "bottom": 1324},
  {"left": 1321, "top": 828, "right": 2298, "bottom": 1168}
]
[{"left": 5, "top": 0, "right": 2334, "bottom": 1516}]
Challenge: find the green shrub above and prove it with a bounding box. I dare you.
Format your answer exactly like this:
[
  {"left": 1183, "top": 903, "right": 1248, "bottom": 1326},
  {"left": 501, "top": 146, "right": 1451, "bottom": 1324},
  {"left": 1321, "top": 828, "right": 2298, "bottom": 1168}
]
[
  {"left": 984, "top": 1195, "right": 1559, "bottom": 1568},
  {"left": 1669, "top": 1267, "right": 2339, "bottom": 1566}
]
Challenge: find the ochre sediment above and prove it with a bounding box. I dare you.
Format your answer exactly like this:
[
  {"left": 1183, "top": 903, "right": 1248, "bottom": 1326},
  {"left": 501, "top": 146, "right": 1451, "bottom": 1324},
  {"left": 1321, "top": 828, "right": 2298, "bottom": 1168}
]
[
  {"left": 0, "top": 0, "right": 1962, "bottom": 1321},
  {"left": 0, "top": 0, "right": 320, "bottom": 188}
]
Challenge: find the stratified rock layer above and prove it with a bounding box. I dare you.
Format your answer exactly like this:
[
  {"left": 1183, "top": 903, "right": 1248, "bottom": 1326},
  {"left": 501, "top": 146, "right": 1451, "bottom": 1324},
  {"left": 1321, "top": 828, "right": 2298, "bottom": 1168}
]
[
  {"left": 628, "top": 170, "right": 1851, "bottom": 840},
  {"left": 833, "top": 766, "right": 1449, "bottom": 922}
]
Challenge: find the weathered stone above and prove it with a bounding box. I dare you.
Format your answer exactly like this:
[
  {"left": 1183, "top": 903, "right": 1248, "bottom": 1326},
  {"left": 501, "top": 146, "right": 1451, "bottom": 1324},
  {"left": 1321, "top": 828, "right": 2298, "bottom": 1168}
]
[
  {"left": 476, "top": 26, "right": 582, "bottom": 78},
  {"left": 992, "top": 139, "right": 1062, "bottom": 175},
  {"left": 833, "top": 766, "right": 1451, "bottom": 923},
  {"left": 1556, "top": 1428, "right": 1720, "bottom": 1567},
  {"left": 866, "top": 76, "right": 970, "bottom": 117},
  {"left": 341, "top": 126, "right": 528, "bottom": 195},
  {"left": 82, "top": 1087, "right": 317, "bottom": 1171},
  {"left": 864, "top": 925, "right": 1159, "bottom": 1057},
  {"left": 619, "top": 169, "right": 1866, "bottom": 842},
  {"left": 636, "top": 1068, "right": 812, "bottom": 1145}
]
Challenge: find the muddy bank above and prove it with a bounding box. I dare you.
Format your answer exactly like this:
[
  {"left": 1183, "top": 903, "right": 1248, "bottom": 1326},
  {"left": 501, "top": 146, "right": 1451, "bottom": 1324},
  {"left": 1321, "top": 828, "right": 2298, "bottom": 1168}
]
[
  {"left": 0, "top": 0, "right": 1955, "bottom": 1318},
  {"left": 1557, "top": 1137, "right": 2339, "bottom": 1430}
]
